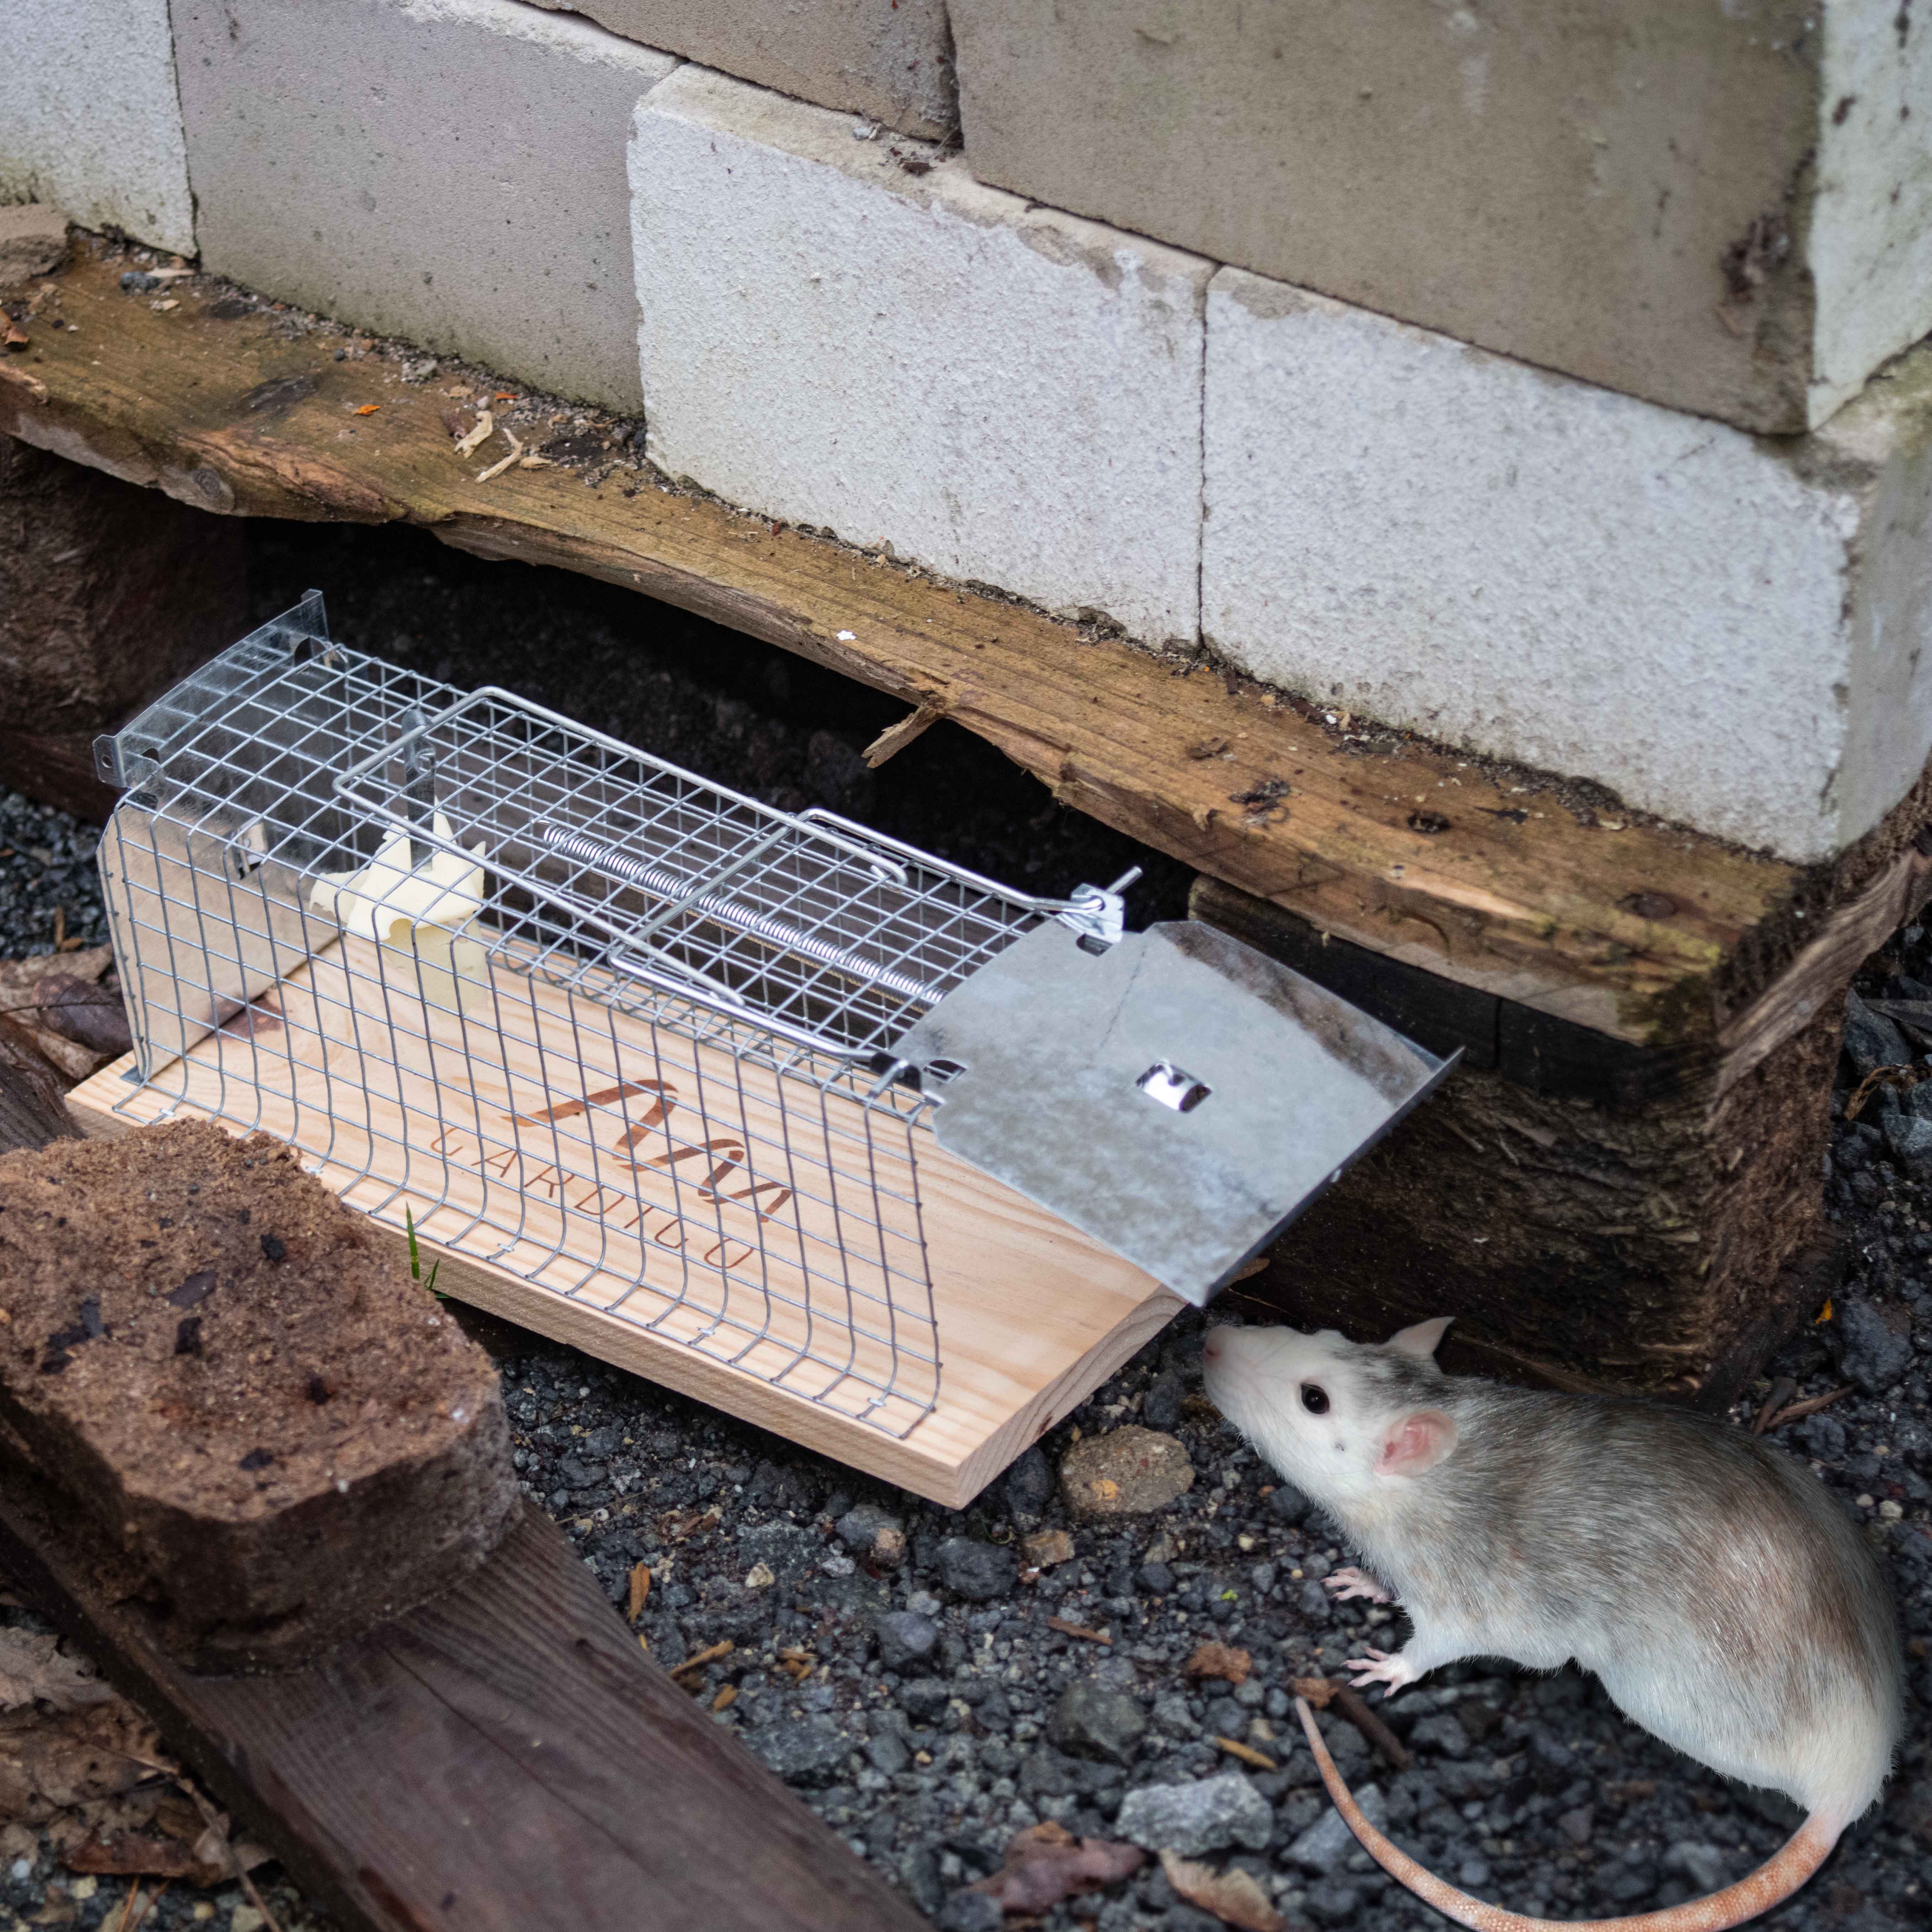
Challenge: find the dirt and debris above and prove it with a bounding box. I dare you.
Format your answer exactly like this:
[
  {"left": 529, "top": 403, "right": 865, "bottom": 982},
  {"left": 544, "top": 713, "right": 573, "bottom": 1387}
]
[{"left": 0, "top": 529, "right": 1926, "bottom": 1930}]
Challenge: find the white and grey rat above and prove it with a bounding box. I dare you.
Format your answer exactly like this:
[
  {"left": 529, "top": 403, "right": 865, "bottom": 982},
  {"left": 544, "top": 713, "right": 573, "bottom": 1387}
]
[{"left": 1202, "top": 1318, "right": 1903, "bottom": 1932}]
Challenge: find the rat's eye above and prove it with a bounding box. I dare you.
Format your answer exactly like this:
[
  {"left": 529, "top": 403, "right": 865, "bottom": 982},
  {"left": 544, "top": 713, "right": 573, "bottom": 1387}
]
[{"left": 1301, "top": 1383, "right": 1329, "bottom": 1415}]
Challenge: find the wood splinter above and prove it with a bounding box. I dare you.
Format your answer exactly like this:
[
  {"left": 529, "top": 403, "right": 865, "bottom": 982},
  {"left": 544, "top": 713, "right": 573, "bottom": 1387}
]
[
  {"left": 862, "top": 703, "right": 941, "bottom": 768},
  {"left": 1293, "top": 1675, "right": 1414, "bottom": 1771}
]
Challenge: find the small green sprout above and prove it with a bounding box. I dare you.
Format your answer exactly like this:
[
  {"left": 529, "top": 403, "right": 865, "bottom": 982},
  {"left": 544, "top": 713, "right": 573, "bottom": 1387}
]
[{"left": 404, "top": 1204, "right": 444, "bottom": 1298}]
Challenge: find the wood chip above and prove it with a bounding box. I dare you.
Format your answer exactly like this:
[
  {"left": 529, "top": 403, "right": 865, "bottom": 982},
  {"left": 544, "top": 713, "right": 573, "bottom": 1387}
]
[
  {"left": 1047, "top": 1616, "right": 1112, "bottom": 1644},
  {"left": 625, "top": 1561, "right": 651, "bottom": 1622},
  {"left": 1023, "top": 1528, "right": 1075, "bottom": 1568},
  {"left": 452, "top": 408, "right": 494, "bottom": 457},
  {"left": 1294, "top": 1676, "right": 1412, "bottom": 1769},
  {"left": 476, "top": 425, "right": 525, "bottom": 483},
  {"left": 1185, "top": 1641, "right": 1252, "bottom": 1685},
  {"left": 353, "top": 404, "right": 379, "bottom": 416},
  {"left": 862, "top": 703, "right": 941, "bottom": 768},
  {"left": 1765, "top": 1385, "right": 1854, "bottom": 1430},
  {"left": 711, "top": 1684, "right": 737, "bottom": 1713},
  {"left": 1750, "top": 1376, "right": 1797, "bottom": 1436},
  {"left": 776, "top": 1646, "right": 816, "bottom": 1680},
  {"left": 1212, "top": 1735, "right": 1277, "bottom": 1772},
  {"left": 668, "top": 1639, "right": 733, "bottom": 1681}
]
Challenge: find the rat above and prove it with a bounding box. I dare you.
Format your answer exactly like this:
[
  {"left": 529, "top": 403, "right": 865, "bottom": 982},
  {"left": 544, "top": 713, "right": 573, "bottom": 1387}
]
[{"left": 1201, "top": 1317, "right": 1903, "bottom": 1932}]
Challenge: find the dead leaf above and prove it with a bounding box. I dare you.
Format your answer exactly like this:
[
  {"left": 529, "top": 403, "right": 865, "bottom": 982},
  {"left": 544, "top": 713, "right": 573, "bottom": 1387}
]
[
  {"left": 1023, "top": 1529, "right": 1075, "bottom": 1568},
  {"left": 64, "top": 1828, "right": 228, "bottom": 1886},
  {"left": 0, "top": 1701, "right": 171, "bottom": 1826},
  {"left": 1290, "top": 1676, "right": 1336, "bottom": 1709},
  {"left": 625, "top": 1562, "right": 651, "bottom": 1622},
  {"left": 1185, "top": 1641, "right": 1251, "bottom": 1687},
  {"left": 353, "top": 403, "right": 379, "bottom": 416},
  {"left": 1159, "top": 1849, "right": 1284, "bottom": 1932},
  {"left": 0, "top": 1632, "right": 117, "bottom": 1715},
  {"left": 969, "top": 1820, "right": 1144, "bottom": 1914}
]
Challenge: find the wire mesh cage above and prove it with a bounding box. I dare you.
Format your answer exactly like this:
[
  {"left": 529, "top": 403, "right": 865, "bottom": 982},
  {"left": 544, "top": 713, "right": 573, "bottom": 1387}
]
[
  {"left": 87, "top": 594, "right": 1452, "bottom": 1480},
  {"left": 91, "top": 594, "right": 1121, "bottom": 1439}
]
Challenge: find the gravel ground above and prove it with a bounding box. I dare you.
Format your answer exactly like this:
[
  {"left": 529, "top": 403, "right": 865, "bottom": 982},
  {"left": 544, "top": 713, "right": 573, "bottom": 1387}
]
[{"left": 0, "top": 529, "right": 1926, "bottom": 1931}]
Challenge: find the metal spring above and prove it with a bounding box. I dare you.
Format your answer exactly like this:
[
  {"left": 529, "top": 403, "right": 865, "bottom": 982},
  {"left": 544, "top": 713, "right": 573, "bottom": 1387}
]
[{"left": 539, "top": 824, "right": 947, "bottom": 1008}]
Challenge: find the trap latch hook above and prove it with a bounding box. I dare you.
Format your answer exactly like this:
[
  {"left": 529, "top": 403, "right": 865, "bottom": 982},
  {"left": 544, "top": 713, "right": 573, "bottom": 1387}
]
[{"left": 1052, "top": 867, "right": 1140, "bottom": 953}]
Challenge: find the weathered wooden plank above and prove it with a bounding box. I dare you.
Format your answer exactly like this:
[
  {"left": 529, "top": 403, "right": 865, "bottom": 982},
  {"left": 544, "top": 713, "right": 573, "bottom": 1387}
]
[
  {"left": 0, "top": 243, "right": 1820, "bottom": 1050},
  {"left": 0, "top": 1473, "right": 927, "bottom": 1932}
]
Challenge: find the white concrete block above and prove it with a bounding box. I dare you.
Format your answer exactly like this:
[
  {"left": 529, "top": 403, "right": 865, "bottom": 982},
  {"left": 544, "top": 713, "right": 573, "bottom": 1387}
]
[
  {"left": 172, "top": 0, "right": 678, "bottom": 409},
  {"left": 953, "top": 0, "right": 1932, "bottom": 435},
  {"left": 629, "top": 66, "right": 1210, "bottom": 647},
  {"left": 0, "top": 1, "right": 193, "bottom": 254},
  {"left": 1202, "top": 269, "right": 1932, "bottom": 862},
  {"left": 531, "top": 1, "right": 956, "bottom": 139}
]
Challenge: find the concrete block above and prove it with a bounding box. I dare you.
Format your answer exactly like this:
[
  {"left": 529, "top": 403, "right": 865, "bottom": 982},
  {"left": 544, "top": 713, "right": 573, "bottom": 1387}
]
[
  {"left": 953, "top": 1, "right": 1932, "bottom": 434},
  {"left": 630, "top": 66, "right": 1210, "bottom": 647},
  {"left": 172, "top": 0, "right": 678, "bottom": 410},
  {"left": 1202, "top": 269, "right": 1932, "bottom": 863},
  {"left": 0, "top": 1, "right": 193, "bottom": 254},
  {"left": 532, "top": 1, "right": 955, "bottom": 139},
  {"left": 0, "top": 207, "right": 71, "bottom": 288}
]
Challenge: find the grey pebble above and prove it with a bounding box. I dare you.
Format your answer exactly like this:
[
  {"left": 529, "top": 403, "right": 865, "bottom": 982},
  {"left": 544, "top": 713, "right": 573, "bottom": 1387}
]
[
  {"left": 1663, "top": 1842, "right": 1730, "bottom": 1894},
  {"left": 1142, "top": 1370, "right": 1184, "bottom": 1431},
  {"left": 899, "top": 1678, "right": 953, "bottom": 1724},
  {"left": 1408, "top": 1712, "right": 1471, "bottom": 1759},
  {"left": 1116, "top": 1771, "right": 1273, "bottom": 1856},
  {"left": 1302, "top": 1878, "right": 1361, "bottom": 1927},
  {"left": 1045, "top": 1678, "right": 1147, "bottom": 1766},
  {"left": 1833, "top": 1295, "right": 1916, "bottom": 1394},
  {"left": 935, "top": 1891, "right": 1002, "bottom": 1932},
  {"left": 751, "top": 1716, "right": 851, "bottom": 1788},
  {"left": 1283, "top": 1782, "right": 1386, "bottom": 1874},
  {"left": 1004, "top": 1446, "right": 1053, "bottom": 1521},
  {"left": 937, "top": 1536, "right": 1017, "bottom": 1602},
  {"left": 874, "top": 1609, "right": 940, "bottom": 1671}
]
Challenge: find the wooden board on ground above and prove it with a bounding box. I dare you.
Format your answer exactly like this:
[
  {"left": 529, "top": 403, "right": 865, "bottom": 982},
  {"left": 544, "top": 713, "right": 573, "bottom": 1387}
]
[
  {"left": 65, "top": 931, "right": 1181, "bottom": 1508},
  {"left": 0, "top": 240, "right": 1863, "bottom": 1054},
  {"left": 0, "top": 1477, "right": 929, "bottom": 1932}
]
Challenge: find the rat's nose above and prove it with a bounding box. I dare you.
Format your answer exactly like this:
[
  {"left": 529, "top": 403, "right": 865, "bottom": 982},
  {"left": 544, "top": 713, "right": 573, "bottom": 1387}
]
[{"left": 1202, "top": 1328, "right": 1227, "bottom": 1364}]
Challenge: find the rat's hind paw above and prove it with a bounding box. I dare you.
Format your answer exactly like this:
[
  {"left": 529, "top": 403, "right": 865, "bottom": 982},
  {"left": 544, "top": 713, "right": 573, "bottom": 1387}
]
[
  {"left": 1342, "top": 1647, "right": 1415, "bottom": 1698},
  {"left": 1323, "top": 1565, "right": 1392, "bottom": 1604}
]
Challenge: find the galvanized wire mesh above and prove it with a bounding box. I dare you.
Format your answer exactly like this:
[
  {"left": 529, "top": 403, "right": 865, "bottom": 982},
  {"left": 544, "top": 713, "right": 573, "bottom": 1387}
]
[{"left": 94, "top": 593, "right": 1072, "bottom": 1434}]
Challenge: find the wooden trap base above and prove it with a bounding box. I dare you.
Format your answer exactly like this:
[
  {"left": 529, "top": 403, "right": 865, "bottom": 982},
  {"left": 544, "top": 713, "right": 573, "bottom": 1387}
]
[{"left": 66, "top": 936, "right": 1180, "bottom": 1507}]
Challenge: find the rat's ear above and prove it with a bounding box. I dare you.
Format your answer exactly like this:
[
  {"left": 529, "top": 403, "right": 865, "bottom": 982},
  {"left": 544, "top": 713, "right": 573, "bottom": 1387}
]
[
  {"left": 1376, "top": 1408, "right": 1458, "bottom": 1478},
  {"left": 1388, "top": 1316, "right": 1454, "bottom": 1361}
]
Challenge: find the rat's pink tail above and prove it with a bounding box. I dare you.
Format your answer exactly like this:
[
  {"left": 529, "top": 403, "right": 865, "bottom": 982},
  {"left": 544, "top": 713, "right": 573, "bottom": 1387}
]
[{"left": 1293, "top": 1698, "right": 1839, "bottom": 1932}]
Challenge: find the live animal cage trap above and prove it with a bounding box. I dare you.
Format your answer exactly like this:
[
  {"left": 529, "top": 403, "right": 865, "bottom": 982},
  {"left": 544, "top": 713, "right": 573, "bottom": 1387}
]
[{"left": 70, "top": 595, "right": 1452, "bottom": 1502}]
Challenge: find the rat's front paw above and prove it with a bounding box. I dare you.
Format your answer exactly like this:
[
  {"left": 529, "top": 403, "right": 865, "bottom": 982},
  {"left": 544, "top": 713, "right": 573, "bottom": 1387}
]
[
  {"left": 1342, "top": 1647, "right": 1415, "bottom": 1698},
  {"left": 1323, "top": 1565, "right": 1392, "bottom": 1604}
]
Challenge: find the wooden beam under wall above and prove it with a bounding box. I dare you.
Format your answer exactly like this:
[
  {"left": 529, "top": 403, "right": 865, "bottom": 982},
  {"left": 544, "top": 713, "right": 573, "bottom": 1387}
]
[
  {"left": 0, "top": 241, "right": 1859, "bottom": 1055},
  {"left": 1192, "top": 862, "right": 1932, "bottom": 1405}
]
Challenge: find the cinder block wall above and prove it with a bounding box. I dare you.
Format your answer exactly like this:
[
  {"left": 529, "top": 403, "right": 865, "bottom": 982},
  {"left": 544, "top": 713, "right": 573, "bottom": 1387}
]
[
  {"left": 0, "top": 0, "right": 193, "bottom": 254},
  {"left": 951, "top": 0, "right": 1932, "bottom": 437},
  {"left": 9, "top": 0, "right": 1932, "bottom": 866}
]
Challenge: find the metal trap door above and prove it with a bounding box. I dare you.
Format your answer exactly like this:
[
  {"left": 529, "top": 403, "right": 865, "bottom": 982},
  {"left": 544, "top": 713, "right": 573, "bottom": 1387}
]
[
  {"left": 330, "top": 684, "right": 1049, "bottom": 1060},
  {"left": 890, "top": 919, "right": 1456, "bottom": 1304}
]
